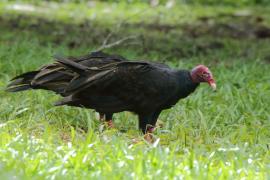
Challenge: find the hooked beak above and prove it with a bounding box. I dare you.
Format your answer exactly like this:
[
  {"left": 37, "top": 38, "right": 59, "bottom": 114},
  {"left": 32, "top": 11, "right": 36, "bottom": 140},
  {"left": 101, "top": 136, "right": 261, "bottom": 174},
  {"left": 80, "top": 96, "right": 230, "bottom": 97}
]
[{"left": 208, "top": 79, "right": 217, "bottom": 91}]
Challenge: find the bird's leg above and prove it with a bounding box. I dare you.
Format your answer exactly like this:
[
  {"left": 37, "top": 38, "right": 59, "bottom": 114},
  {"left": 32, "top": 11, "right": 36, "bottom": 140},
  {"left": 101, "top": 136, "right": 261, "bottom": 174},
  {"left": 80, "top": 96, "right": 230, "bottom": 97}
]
[
  {"left": 146, "top": 110, "right": 161, "bottom": 134},
  {"left": 106, "top": 120, "right": 114, "bottom": 128},
  {"left": 144, "top": 124, "right": 155, "bottom": 143},
  {"left": 105, "top": 113, "right": 114, "bottom": 128},
  {"left": 99, "top": 113, "right": 105, "bottom": 122},
  {"left": 139, "top": 115, "right": 149, "bottom": 134},
  {"left": 139, "top": 114, "right": 155, "bottom": 143},
  {"left": 140, "top": 111, "right": 161, "bottom": 143}
]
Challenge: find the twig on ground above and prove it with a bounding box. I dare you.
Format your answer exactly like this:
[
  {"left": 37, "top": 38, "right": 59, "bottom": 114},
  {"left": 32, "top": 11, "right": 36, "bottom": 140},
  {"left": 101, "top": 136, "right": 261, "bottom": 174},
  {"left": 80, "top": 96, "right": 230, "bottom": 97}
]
[
  {"left": 101, "top": 31, "right": 114, "bottom": 48},
  {"left": 95, "top": 35, "right": 139, "bottom": 52}
]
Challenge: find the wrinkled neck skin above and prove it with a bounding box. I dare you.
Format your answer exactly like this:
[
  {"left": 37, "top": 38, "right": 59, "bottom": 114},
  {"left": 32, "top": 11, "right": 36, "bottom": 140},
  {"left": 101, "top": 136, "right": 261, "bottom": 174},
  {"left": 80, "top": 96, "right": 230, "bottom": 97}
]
[{"left": 190, "top": 71, "right": 203, "bottom": 84}]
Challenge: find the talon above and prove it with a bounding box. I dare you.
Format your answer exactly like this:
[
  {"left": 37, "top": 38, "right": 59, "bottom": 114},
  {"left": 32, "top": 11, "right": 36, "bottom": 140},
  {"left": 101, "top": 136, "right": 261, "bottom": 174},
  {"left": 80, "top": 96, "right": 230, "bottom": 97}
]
[{"left": 144, "top": 133, "right": 155, "bottom": 143}]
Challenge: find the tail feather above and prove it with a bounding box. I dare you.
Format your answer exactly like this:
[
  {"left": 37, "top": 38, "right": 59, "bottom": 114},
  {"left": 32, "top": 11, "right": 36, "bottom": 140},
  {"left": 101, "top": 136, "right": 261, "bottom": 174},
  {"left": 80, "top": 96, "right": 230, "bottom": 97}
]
[
  {"left": 6, "top": 71, "right": 39, "bottom": 92},
  {"left": 9, "top": 71, "right": 39, "bottom": 82},
  {"left": 6, "top": 84, "right": 32, "bottom": 92},
  {"left": 54, "top": 55, "right": 89, "bottom": 75}
]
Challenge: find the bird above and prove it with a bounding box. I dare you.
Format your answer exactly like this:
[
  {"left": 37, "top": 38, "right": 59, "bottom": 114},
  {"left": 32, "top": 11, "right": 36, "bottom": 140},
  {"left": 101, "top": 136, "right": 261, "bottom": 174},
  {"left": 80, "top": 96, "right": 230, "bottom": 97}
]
[
  {"left": 6, "top": 51, "right": 126, "bottom": 126},
  {"left": 6, "top": 51, "right": 216, "bottom": 134}
]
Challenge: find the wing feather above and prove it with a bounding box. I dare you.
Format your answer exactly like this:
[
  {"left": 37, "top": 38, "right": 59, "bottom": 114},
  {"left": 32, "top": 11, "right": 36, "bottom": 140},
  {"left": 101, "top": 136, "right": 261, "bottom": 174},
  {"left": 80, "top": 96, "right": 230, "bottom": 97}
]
[{"left": 62, "top": 60, "right": 178, "bottom": 110}]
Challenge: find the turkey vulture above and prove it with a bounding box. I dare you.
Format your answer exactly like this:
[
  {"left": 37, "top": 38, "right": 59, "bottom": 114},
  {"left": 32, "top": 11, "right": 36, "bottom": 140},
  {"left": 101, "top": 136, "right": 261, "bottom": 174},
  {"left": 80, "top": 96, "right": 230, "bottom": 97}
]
[{"left": 7, "top": 51, "right": 216, "bottom": 134}]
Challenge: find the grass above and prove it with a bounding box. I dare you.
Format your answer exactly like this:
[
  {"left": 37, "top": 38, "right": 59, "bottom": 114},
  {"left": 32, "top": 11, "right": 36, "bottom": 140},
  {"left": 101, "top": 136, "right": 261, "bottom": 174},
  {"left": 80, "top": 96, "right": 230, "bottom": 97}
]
[{"left": 0, "top": 1, "right": 270, "bottom": 179}]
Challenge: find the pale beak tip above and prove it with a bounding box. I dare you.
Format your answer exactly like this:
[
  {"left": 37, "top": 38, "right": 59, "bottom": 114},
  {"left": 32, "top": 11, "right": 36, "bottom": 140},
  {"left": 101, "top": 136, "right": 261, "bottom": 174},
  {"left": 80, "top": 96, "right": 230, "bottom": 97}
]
[{"left": 210, "top": 83, "right": 217, "bottom": 91}]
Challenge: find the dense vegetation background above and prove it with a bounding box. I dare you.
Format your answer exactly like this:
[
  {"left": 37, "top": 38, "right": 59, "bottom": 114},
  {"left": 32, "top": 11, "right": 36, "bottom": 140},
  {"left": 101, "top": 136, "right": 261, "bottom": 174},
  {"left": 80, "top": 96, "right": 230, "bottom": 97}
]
[{"left": 0, "top": 0, "right": 269, "bottom": 179}]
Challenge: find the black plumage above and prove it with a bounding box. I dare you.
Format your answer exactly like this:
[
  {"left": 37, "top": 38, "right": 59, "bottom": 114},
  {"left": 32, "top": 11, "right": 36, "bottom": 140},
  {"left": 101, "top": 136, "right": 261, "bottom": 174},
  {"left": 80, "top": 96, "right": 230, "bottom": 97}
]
[
  {"left": 6, "top": 51, "right": 126, "bottom": 121},
  {"left": 7, "top": 51, "right": 215, "bottom": 134},
  {"left": 54, "top": 59, "right": 199, "bottom": 133}
]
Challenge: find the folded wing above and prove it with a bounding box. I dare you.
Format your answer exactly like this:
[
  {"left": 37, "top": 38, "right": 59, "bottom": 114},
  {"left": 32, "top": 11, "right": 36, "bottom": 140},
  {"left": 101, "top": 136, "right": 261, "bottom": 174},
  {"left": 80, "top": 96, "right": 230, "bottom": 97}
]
[{"left": 57, "top": 59, "right": 179, "bottom": 112}]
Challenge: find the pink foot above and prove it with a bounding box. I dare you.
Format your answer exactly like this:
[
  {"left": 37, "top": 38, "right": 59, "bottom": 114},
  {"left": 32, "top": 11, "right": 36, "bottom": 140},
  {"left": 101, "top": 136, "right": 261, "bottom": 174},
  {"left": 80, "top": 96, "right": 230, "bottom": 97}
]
[
  {"left": 147, "top": 127, "right": 155, "bottom": 133},
  {"left": 106, "top": 120, "right": 114, "bottom": 128},
  {"left": 144, "top": 133, "right": 154, "bottom": 143}
]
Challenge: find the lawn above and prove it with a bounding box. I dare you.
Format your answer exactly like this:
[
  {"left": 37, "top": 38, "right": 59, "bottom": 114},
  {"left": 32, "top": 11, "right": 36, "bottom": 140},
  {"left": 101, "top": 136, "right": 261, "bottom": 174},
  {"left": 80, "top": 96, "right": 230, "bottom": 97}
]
[{"left": 0, "top": 1, "right": 270, "bottom": 179}]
